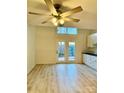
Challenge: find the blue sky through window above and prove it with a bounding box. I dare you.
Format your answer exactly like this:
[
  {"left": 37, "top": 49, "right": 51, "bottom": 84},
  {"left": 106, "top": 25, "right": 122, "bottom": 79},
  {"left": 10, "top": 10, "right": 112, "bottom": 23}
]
[
  {"left": 67, "top": 28, "right": 77, "bottom": 35},
  {"left": 57, "top": 27, "right": 78, "bottom": 35}
]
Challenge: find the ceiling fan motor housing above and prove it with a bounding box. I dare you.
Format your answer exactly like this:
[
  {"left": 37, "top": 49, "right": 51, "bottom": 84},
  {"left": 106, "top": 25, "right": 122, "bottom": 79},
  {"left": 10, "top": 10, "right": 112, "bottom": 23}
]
[
  {"left": 54, "top": 4, "right": 61, "bottom": 10},
  {"left": 54, "top": 4, "right": 62, "bottom": 14}
]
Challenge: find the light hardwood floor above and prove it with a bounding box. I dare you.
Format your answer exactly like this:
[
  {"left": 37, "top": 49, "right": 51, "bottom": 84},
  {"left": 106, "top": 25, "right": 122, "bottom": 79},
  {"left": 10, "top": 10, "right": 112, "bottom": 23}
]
[{"left": 27, "top": 64, "right": 97, "bottom": 93}]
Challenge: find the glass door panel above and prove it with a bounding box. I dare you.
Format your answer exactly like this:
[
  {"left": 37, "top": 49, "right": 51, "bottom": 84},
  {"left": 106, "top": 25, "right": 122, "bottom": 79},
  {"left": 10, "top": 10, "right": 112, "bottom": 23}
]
[
  {"left": 68, "top": 42, "right": 75, "bottom": 61},
  {"left": 57, "top": 41, "right": 65, "bottom": 62}
]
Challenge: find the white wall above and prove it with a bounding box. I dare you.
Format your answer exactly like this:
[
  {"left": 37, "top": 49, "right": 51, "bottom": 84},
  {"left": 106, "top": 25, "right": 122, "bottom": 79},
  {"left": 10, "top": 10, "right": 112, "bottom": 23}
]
[
  {"left": 35, "top": 26, "right": 92, "bottom": 64},
  {"left": 76, "top": 29, "right": 91, "bottom": 63},
  {"left": 35, "top": 26, "right": 57, "bottom": 64},
  {"left": 27, "top": 25, "right": 36, "bottom": 74}
]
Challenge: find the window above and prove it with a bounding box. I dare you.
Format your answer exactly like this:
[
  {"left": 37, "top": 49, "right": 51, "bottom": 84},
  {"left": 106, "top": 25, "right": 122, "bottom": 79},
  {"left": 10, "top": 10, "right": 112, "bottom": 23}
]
[
  {"left": 57, "top": 27, "right": 66, "bottom": 34},
  {"left": 67, "top": 27, "right": 77, "bottom": 35},
  {"left": 57, "top": 27, "right": 78, "bottom": 35}
]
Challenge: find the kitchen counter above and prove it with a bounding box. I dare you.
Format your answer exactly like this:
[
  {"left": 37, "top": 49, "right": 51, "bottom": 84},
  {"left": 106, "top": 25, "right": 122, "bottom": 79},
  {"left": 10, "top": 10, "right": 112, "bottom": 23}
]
[
  {"left": 82, "top": 47, "right": 97, "bottom": 56},
  {"left": 82, "top": 47, "right": 97, "bottom": 70},
  {"left": 82, "top": 51, "right": 97, "bottom": 56}
]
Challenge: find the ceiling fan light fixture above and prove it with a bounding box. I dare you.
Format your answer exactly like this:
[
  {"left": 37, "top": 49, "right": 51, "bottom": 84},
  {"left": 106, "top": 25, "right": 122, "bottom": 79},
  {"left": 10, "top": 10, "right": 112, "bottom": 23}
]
[
  {"left": 52, "top": 17, "right": 57, "bottom": 23},
  {"left": 59, "top": 19, "right": 64, "bottom": 25},
  {"left": 54, "top": 22, "right": 58, "bottom": 26},
  {"left": 29, "top": 0, "right": 83, "bottom": 26}
]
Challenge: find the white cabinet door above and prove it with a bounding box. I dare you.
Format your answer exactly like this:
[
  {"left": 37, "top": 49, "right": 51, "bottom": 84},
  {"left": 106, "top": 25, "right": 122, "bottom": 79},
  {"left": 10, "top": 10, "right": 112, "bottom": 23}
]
[{"left": 83, "top": 54, "right": 97, "bottom": 70}]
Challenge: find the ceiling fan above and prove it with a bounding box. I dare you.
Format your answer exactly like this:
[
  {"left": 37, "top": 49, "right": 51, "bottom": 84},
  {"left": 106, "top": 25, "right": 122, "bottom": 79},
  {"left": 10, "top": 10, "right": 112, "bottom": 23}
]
[{"left": 28, "top": 0, "right": 83, "bottom": 26}]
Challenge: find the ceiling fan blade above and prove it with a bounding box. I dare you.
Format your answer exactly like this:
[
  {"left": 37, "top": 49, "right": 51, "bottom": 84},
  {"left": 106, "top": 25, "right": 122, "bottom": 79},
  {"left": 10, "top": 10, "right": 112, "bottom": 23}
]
[
  {"left": 41, "top": 17, "right": 53, "bottom": 24},
  {"left": 64, "top": 18, "right": 80, "bottom": 22},
  {"left": 44, "top": 0, "right": 58, "bottom": 16},
  {"left": 28, "top": 12, "right": 45, "bottom": 15},
  {"left": 60, "top": 6, "right": 83, "bottom": 17}
]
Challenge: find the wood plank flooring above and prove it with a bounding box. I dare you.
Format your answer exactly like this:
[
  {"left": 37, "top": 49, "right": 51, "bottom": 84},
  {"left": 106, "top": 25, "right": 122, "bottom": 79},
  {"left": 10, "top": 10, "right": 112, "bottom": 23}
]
[{"left": 27, "top": 64, "right": 97, "bottom": 93}]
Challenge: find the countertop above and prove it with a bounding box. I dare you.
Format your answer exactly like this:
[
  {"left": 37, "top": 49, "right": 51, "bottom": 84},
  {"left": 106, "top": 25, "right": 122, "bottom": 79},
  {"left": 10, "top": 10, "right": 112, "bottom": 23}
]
[{"left": 82, "top": 47, "right": 97, "bottom": 56}]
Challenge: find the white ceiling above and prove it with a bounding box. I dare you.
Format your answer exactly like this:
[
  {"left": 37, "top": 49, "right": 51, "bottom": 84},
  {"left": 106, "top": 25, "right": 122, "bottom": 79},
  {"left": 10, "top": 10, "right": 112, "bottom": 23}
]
[{"left": 27, "top": 0, "right": 97, "bottom": 30}]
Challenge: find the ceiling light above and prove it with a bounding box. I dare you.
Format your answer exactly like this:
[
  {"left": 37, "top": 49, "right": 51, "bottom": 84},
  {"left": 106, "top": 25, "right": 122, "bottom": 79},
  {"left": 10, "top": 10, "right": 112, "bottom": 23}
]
[
  {"left": 52, "top": 17, "right": 57, "bottom": 23},
  {"left": 54, "top": 22, "right": 58, "bottom": 26},
  {"left": 59, "top": 19, "right": 64, "bottom": 25}
]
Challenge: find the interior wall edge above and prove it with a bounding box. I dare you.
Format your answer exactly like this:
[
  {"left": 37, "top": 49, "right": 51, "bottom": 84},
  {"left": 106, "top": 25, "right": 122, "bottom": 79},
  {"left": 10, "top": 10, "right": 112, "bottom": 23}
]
[{"left": 27, "top": 25, "right": 37, "bottom": 74}]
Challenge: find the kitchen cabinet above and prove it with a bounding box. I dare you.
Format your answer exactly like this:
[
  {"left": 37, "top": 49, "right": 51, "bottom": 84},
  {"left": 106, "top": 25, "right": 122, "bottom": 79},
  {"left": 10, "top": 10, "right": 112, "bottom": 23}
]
[{"left": 83, "top": 54, "right": 97, "bottom": 70}]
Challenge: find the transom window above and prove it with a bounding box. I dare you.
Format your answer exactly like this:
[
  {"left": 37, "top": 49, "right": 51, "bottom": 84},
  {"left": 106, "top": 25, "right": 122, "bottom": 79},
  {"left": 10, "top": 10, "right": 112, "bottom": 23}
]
[{"left": 57, "top": 27, "right": 78, "bottom": 35}]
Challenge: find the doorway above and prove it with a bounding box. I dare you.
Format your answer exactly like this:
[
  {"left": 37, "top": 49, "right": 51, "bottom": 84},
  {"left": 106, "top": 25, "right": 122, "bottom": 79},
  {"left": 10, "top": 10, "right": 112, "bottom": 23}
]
[{"left": 57, "top": 41, "right": 76, "bottom": 63}]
